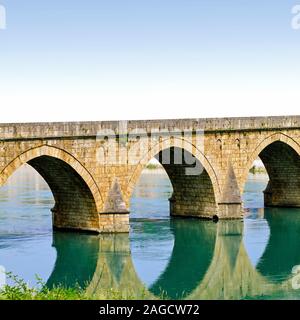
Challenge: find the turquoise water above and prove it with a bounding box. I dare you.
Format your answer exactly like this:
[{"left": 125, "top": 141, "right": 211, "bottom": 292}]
[{"left": 1, "top": 166, "right": 300, "bottom": 299}]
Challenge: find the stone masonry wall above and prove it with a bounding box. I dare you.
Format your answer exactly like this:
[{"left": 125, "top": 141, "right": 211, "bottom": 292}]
[{"left": 0, "top": 116, "right": 300, "bottom": 232}]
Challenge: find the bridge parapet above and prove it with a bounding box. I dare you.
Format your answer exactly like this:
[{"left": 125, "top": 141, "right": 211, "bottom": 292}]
[{"left": 1, "top": 116, "right": 300, "bottom": 141}]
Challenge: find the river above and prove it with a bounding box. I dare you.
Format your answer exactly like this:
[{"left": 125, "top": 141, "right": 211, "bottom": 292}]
[{"left": 1, "top": 165, "right": 300, "bottom": 299}]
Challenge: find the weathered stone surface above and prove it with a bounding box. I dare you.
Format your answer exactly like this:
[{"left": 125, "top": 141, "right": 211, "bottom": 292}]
[
  {"left": 0, "top": 116, "right": 300, "bottom": 232},
  {"left": 103, "top": 179, "right": 129, "bottom": 214}
]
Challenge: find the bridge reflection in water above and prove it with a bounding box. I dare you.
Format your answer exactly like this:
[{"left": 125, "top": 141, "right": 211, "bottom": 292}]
[
  {"left": 256, "top": 209, "right": 300, "bottom": 284},
  {"left": 45, "top": 210, "right": 300, "bottom": 300}
]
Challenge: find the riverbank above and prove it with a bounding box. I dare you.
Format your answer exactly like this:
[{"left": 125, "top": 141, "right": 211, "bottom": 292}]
[
  {"left": 0, "top": 287, "right": 137, "bottom": 300},
  {"left": 249, "top": 166, "right": 267, "bottom": 174},
  {"left": 0, "top": 281, "right": 147, "bottom": 300},
  {"left": 0, "top": 273, "right": 155, "bottom": 300},
  {"left": 145, "top": 164, "right": 267, "bottom": 175}
]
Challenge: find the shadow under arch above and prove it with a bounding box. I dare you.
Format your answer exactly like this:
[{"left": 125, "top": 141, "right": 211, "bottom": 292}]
[
  {"left": 256, "top": 208, "right": 300, "bottom": 283},
  {"left": 243, "top": 133, "right": 300, "bottom": 180},
  {"left": 242, "top": 133, "right": 300, "bottom": 207},
  {"left": 127, "top": 137, "right": 221, "bottom": 208},
  {"left": 149, "top": 219, "right": 217, "bottom": 299},
  {"left": 129, "top": 144, "right": 219, "bottom": 219},
  {"left": 0, "top": 145, "right": 102, "bottom": 232}
]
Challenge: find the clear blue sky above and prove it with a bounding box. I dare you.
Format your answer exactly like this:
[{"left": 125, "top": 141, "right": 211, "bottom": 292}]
[{"left": 0, "top": 0, "right": 300, "bottom": 121}]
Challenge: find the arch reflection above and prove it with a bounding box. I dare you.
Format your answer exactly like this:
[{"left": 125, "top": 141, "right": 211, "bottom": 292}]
[
  {"left": 256, "top": 208, "right": 300, "bottom": 283},
  {"left": 46, "top": 232, "right": 99, "bottom": 289},
  {"left": 45, "top": 215, "right": 300, "bottom": 300},
  {"left": 44, "top": 220, "right": 239, "bottom": 299},
  {"left": 149, "top": 219, "right": 217, "bottom": 299}
]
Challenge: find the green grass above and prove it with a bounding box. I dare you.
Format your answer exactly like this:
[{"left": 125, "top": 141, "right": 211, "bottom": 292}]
[
  {"left": 0, "top": 273, "right": 157, "bottom": 300},
  {"left": 0, "top": 273, "right": 86, "bottom": 300}
]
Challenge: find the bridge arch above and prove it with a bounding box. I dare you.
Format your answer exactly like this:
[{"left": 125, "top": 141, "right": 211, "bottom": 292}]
[
  {"left": 127, "top": 137, "right": 220, "bottom": 219},
  {"left": 242, "top": 133, "right": 300, "bottom": 208},
  {"left": 0, "top": 145, "right": 103, "bottom": 232},
  {"left": 126, "top": 137, "right": 220, "bottom": 217}
]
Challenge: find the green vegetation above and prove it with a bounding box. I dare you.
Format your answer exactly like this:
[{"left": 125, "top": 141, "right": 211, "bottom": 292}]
[
  {"left": 0, "top": 273, "right": 86, "bottom": 300},
  {"left": 0, "top": 273, "right": 149, "bottom": 300},
  {"left": 146, "top": 163, "right": 160, "bottom": 170},
  {"left": 249, "top": 165, "right": 267, "bottom": 174}
]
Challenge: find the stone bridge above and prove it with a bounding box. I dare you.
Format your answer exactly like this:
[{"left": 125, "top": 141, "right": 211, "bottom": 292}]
[{"left": 1, "top": 115, "right": 300, "bottom": 233}]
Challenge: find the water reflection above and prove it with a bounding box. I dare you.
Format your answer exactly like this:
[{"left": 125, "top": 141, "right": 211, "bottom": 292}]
[
  {"left": 2, "top": 167, "right": 300, "bottom": 299},
  {"left": 46, "top": 232, "right": 99, "bottom": 289},
  {"left": 243, "top": 208, "right": 270, "bottom": 267},
  {"left": 256, "top": 208, "right": 300, "bottom": 283},
  {"left": 45, "top": 220, "right": 219, "bottom": 299},
  {"left": 149, "top": 220, "right": 217, "bottom": 299},
  {"left": 42, "top": 214, "right": 300, "bottom": 300}
]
